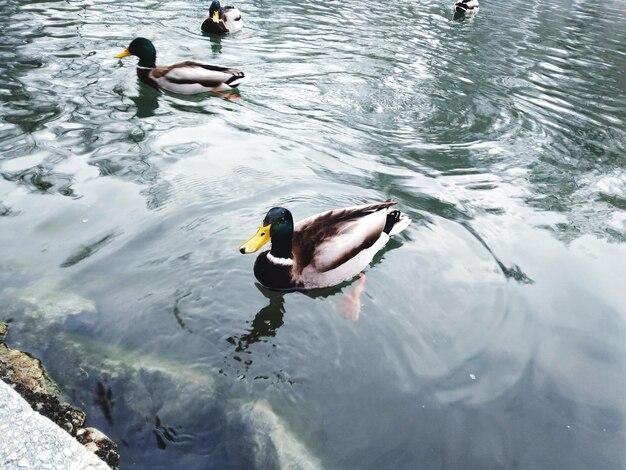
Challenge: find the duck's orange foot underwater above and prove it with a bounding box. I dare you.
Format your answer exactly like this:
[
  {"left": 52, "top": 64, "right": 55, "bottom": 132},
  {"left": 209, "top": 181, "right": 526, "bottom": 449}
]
[
  {"left": 212, "top": 90, "right": 241, "bottom": 100},
  {"left": 337, "top": 272, "right": 366, "bottom": 321}
]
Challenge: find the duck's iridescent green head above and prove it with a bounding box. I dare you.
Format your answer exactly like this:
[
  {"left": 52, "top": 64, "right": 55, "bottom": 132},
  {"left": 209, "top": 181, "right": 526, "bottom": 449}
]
[
  {"left": 209, "top": 0, "right": 223, "bottom": 22},
  {"left": 115, "top": 37, "right": 157, "bottom": 68},
  {"left": 240, "top": 207, "right": 294, "bottom": 255}
]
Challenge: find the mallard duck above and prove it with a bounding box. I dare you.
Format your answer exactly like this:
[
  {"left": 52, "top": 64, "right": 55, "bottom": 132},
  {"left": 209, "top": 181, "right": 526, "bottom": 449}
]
[
  {"left": 115, "top": 37, "right": 245, "bottom": 94},
  {"left": 453, "top": 0, "right": 479, "bottom": 16},
  {"left": 239, "top": 200, "right": 411, "bottom": 290},
  {"left": 201, "top": 1, "right": 243, "bottom": 34}
]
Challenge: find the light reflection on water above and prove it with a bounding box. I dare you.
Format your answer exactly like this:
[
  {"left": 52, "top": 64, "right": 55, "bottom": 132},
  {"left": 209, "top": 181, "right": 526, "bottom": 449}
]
[{"left": 1, "top": 0, "right": 625, "bottom": 468}]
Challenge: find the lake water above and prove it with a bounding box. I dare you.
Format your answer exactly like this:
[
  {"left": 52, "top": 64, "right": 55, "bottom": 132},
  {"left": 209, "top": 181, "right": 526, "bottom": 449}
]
[{"left": 1, "top": 0, "right": 625, "bottom": 468}]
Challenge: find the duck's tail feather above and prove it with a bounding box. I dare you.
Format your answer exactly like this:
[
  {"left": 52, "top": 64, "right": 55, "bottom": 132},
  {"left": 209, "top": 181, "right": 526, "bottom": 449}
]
[
  {"left": 225, "top": 71, "right": 246, "bottom": 87},
  {"left": 384, "top": 210, "right": 411, "bottom": 236}
]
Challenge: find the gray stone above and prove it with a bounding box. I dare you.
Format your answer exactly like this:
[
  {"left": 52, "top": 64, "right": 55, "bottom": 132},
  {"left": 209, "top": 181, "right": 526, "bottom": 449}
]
[
  {"left": 0, "top": 381, "right": 110, "bottom": 470},
  {"left": 0, "top": 333, "right": 119, "bottom": 469}
]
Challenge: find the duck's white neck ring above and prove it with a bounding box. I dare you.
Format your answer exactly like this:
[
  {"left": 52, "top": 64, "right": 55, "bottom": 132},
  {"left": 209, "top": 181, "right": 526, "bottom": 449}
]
[{"left": 267, "top": 253, "right": 293, "bottom": 266}]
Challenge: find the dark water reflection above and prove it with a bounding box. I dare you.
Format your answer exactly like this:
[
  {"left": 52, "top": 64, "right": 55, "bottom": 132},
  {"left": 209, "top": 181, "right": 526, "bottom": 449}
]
[
  {"left": 1, "top": 0, "right": 626, "bottom": 468},
  {"left": 228, "top": 287, "right": 285, "bottom": 355},
  {"left": 130, "top": 85, "right": 161, "bottom": 119}
]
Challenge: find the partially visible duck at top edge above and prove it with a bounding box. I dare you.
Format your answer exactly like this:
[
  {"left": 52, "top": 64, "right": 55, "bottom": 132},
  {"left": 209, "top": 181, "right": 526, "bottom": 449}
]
[{"left": 453, "top": 0, "right": 479, "bottom": 17}]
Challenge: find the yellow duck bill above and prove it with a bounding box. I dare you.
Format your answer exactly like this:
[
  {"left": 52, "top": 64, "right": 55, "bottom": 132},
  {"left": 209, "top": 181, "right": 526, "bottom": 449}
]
[
  {"left": 240, "top": 225, "right": 271, "bottom": 254},
  {"left": 115, "top": 48, "right": 131, "bottom": 58},
  {"left": 212, "top": 11, "right": 220, "bottom": 22}
]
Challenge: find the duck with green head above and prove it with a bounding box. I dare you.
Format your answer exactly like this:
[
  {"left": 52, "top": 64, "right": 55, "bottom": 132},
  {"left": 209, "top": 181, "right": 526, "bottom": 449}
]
[
  {"left": 201, "top": 0, "right": 244, "bottom": 34},
  {"left": 240, "top": 201, "right": 411, "bottom": 290},
  {"left": 115, "top": 37, "right": 245, "bottom": 94}
]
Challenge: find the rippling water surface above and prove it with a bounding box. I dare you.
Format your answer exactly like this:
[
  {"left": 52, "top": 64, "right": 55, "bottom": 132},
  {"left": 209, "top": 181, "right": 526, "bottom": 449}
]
[{"left": 1, "top": 0, "right": 625, "bottom": 468}]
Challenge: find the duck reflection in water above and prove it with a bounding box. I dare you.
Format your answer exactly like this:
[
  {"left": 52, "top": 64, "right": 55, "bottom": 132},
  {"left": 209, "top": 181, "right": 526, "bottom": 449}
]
[
  {"left": 228, "top": 287, "right": 285, "bottom": 353},
  {"left": 130, "top": 84, "right": 159, "bottom": 118},
  {"left": 130, "top": 80, "right": 239, "bottom": 116},
  {"left": 229, "top": 273, "right": 369, "bottom": 356},
  {"left": 205, "top": 34, "right": 223, "bottom": 54}
]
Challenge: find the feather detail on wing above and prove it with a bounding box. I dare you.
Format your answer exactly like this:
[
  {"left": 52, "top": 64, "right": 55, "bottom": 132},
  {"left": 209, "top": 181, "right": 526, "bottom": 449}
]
[
  {"left": 222, "top": 7, "right": 243, "bottom": 30},
  {"left": 223, "top": 7, "right": 242, "bottom": 21},
  {"left": 292, "top": 200, "right": 396, "bottom": 274},
  {"left": 151, "top": 62, "right": 244, "bottom": 88}
]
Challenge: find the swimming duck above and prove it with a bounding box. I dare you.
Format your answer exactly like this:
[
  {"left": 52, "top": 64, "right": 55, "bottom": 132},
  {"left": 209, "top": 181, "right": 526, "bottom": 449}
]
[
  {"left": 201, "top": 1, "right": 243, "bottom": 34},
  {"left": 239, "top": 200, "right": 411, "bottom": 290},
  {"left": 115, "top": 37, "right": 245, "bottom": 94},
  {"left": 453, "top": 0, "right": 479, "bottom": 16}
]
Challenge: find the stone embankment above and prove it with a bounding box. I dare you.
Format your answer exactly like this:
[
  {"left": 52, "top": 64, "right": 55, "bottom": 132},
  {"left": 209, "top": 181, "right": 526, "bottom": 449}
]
[{"left": 0, "top": 321, "right": 120, "bottom": 469}]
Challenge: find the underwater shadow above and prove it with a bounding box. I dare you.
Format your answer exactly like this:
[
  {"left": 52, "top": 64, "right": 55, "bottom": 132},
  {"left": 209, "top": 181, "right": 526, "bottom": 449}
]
[
  {"left": 130, "top": 84, "right": 160, "bottom": 118},
  {"left": 200, "top": 33, "right": 224, "bottom": 54},
  {"left": 452, "top": 11, "right": 466, "bottom": 21},
  {"left": 130, "top": 81, "right": 241, "bottom": 117},
  {"left": 227, "top": 286, "right": 285, "bottom": 354},
  {"left": 228, "top": 239, "right": 407, "bottom": 354}
]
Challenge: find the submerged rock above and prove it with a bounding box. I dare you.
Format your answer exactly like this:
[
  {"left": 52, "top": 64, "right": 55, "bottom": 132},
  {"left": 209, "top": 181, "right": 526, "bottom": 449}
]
[
  {"left": 76, "top": 427, "right": 120, "bottom": 467},
  {"left": 0, "top": 321, "right": 119, "bottom": 469},
  {"left": 1, "top": 310, "right": 321, "bottom": 468},
  {"left": 239, "top": 401, "right": 322, "bottom": 470}
]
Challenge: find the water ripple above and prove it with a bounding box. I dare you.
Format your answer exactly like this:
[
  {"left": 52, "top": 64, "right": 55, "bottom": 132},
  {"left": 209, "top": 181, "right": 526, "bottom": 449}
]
[{"left": 1, "top": 0, "right": 626, "bottom": 468}]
